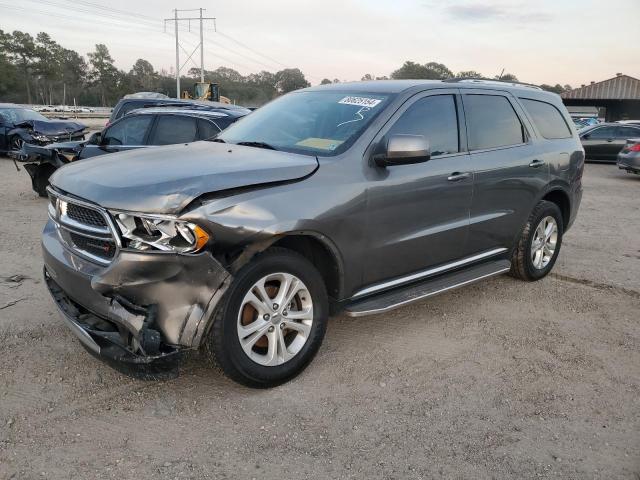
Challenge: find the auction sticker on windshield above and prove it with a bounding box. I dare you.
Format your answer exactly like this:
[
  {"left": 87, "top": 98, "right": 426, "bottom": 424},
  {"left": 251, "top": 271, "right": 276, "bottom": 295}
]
[{"left": 338, "top": 96, "right": 382, "bottom": 108}]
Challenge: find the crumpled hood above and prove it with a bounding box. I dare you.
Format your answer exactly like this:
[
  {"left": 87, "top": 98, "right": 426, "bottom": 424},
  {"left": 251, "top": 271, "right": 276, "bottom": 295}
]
[
  {"left": 50, "top": 141, "right": 319, "bottom": 214},
  {"left": 17, "top": 119, "right": 86, "bottom": 136}
]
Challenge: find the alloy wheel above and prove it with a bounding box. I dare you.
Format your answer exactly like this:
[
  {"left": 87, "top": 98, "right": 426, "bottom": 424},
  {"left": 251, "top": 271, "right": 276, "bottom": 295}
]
[
  {"left": 530, "top": 216, "right": 558, "bottom": 269},
  {"left": 237, "top": 272, "right": 313, "bottom": 366}
]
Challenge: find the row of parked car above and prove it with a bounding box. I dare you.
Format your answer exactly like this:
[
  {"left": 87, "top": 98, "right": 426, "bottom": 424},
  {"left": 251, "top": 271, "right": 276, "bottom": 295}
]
[
  {"left": 577, "top": 120, "right": 640, "bottom": 174},
  {"left": 1, "top": 97, "right": 251, "bottom": 195},
  {"left": 32, "top": 105, "right": 96, "bottom": 113}
]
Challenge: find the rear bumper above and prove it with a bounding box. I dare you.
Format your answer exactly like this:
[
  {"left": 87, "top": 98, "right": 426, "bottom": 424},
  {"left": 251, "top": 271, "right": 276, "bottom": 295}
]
[
  {"left": 42, "top": 218, "right": 231, "bottom": 373},
  {"left": 617, "top": 153, "right": 640, "bottom": 172}
]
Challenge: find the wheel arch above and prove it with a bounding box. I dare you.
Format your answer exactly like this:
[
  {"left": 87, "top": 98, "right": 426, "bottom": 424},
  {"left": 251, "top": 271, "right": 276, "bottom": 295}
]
[
  {"left": 540, "top": 187, "right": 571, "bottom": 230},
  {"left": 229, "top": 231, "right": 344, "bottom": 301}
]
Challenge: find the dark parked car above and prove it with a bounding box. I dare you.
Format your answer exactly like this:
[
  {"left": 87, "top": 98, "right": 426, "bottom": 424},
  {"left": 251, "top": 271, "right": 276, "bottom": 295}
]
[
  {"left": 617, "top": 138, "right": 640, "bottom": 174},
  {"left": 579, "top": 122, "right": 640, "bottom": 162},
  {"left": 18, "top": 105, "right": 249, "bottom": 196},
  {"left": 0, "top": 104, "right": 86, "bottom": 153},
  {"left": 108, "top": 95, "right": 250, "bottom": 125},
  {"left": 43, "top": 79, "right": 583, "bottom": 387}
]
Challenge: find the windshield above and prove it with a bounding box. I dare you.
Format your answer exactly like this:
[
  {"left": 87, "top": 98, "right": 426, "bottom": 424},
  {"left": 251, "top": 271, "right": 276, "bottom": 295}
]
[
  {"left": 217, "top": 91, "right": 393, "bottom": 156},
  {"left": 0, "top": 108, "right": 48, "bottom": 123}
]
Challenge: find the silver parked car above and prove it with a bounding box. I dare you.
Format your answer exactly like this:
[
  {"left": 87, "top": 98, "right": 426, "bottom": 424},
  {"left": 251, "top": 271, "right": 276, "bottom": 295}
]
[{"left": 617, "top": 138, "right": 640, "bottom": 174}]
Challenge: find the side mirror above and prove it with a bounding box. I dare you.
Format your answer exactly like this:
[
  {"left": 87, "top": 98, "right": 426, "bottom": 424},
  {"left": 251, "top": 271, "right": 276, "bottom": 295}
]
[
  {"left": 375, "top": 134, "right": 431, "bottom": 167},
  {"left": 88, "top": 131, "right": 102, "bottom": 145},
  {"left": 582, "top": 133, "right": 590, "bottom": 140}
]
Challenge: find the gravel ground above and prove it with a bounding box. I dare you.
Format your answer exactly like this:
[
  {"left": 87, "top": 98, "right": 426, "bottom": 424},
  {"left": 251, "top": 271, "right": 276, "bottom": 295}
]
[{"left": 0, "top": 158, "right": 638, "bottom": 479}]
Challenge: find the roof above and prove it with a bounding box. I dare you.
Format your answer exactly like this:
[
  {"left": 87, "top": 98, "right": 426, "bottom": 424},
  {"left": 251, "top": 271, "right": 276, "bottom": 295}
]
[
  {"left": 130, "top": 107, "right": 234, "bottom": 117},
  {"left": 561, "top": 74, "right": 640, "bottom": 100},
  {"left": 304, "top": 79, "right": 556, "bottom": 98}
]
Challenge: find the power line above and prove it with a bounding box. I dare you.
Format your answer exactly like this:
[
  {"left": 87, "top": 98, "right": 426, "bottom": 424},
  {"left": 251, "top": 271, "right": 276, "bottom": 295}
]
[{"left": 216, "top": 30, "right": 288, "bottom": 69}]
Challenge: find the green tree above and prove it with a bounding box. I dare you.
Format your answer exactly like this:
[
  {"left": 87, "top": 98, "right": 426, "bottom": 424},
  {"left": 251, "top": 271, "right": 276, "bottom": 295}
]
[
  {"left": 361, "top": 73, "right": 374, "bottom": 81},
  {"left": 455, "top": 70, "right": 483, "bottom": 78},
  {"left": 2, "top": 30, "right": 37, "bottom": 103},
  {"left": 130, "top": 58, "right": 157, "bottom": 91},
  {"left": 320, "top": 78, "right": 332, "bottom": 85},
  {"left": 391, "top": 61, "right": 452, "bottom": 80},
  {"left": 496, "top": 73, "right": 519, "bottom": 82},
  {"left": 87, "top": 44, "right": 119, "bottom": 106},
  {"left": 275, "top": 68, "right": 310, "bottom": 94}
]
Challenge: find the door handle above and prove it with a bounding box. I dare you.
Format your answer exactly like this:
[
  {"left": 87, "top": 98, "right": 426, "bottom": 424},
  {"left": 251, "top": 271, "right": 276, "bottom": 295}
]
[
  {"left": 447, "top": 172, "right": 471, "bottom": 182},
  {"left": 529, "top": 159, "right": 545, "bottom": 168}
]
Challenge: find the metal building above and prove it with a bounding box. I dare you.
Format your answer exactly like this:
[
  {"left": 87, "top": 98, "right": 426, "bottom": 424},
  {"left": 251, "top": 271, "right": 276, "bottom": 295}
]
[{"left": 561, "top": 73, "right": 640, "bottom": 122}]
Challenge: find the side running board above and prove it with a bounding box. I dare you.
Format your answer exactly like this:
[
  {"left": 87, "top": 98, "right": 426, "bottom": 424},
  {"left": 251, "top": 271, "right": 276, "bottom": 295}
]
[{"left": 344, "top": 259, "right": 511, "bottom": 317}]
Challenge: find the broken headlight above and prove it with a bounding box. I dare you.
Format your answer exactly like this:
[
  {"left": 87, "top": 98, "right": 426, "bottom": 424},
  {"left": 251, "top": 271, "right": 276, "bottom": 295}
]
[
  {"left": 31, "top": 133, "right": 51, "bottom": 143},
  {"left": 113, "top": 213, "right": 209, "bottom": 253}
]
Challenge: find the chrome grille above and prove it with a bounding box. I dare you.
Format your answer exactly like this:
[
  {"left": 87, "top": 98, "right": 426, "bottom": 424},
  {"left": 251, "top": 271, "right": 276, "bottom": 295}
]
[{"left": 47, "top": 188, "right": 118, "bottom": 265}]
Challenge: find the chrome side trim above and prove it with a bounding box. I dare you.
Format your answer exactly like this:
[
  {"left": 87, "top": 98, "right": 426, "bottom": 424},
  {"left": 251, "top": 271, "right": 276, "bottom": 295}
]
[
  {"left": 352, "top": 247, "right": 508, "bottom": 298},
  {"left": 346, "top": 267, "right": 510, "bottom": 317}
]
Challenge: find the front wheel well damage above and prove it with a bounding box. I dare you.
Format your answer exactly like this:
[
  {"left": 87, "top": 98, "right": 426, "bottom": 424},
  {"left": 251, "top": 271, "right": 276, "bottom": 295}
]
[
  {"left": 226, "top": 234, "right": 342, "bottom": 300},
  {"left": 271, "top": 235, "right": 342, "bottom": 299}
]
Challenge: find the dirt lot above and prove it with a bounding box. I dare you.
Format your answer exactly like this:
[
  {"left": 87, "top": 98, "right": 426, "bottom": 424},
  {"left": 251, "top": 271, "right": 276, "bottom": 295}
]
[{"left": 0, "top": 158, "right": 638, "bottom": 479}]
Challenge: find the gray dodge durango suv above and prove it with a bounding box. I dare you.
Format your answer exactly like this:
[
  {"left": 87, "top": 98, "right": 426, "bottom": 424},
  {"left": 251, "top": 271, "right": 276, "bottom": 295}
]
[{"left": 43, "top": 79, "right": 584, "bottom": 387}]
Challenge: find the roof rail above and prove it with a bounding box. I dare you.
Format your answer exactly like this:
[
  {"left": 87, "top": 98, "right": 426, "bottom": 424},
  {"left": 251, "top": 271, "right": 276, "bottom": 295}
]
[{"left": 446, "top": 77, "right": 543, "bottom": 91}]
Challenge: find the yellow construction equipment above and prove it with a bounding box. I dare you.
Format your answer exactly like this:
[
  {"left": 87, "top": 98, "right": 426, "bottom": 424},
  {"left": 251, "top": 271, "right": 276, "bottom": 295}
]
[{"left": 181, "top": 82, "right": 231, "bottom": 104}]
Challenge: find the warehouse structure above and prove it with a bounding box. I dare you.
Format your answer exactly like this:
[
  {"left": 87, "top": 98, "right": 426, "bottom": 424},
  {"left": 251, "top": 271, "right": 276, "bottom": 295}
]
[{"left": 562, "top": 73, "right": 640, "bottom": 122}]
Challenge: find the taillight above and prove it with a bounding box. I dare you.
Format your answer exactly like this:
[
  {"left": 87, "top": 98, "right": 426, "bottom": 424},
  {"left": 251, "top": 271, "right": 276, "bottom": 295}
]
[{"left": 629, "top": 143, "right": 640, "bottom": 152}]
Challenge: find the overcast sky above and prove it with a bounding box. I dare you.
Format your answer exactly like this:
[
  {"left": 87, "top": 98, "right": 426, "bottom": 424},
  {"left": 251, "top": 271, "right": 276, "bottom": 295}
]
[{"left": 2, "top": 0, "right": 639, "bottom": 86}]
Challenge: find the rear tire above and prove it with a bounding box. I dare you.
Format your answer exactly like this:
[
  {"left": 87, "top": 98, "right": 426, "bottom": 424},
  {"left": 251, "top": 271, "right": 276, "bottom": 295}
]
[
  {"left": 206, "top": 248, "right": 328, "bottom": 388},
  {"left": 510, "top": 200, "right": 563, "bottom": 281}
]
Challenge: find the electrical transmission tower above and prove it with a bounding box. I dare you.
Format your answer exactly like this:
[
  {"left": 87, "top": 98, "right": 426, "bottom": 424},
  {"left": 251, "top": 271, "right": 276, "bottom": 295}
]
[{"left": 164, "top": 8, "right": 216, "bottom": 98}]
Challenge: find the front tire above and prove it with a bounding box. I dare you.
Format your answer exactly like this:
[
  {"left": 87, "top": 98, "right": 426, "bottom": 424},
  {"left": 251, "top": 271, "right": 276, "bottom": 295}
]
[
  {"left": 510, "top": 200, "right": 563, "bottom": 281},
  {"left": 206, "top": 248, "right": 328, "bottom": 388},
  {"left": 10, "top": 135, "right": 24, "bottom": 152}
]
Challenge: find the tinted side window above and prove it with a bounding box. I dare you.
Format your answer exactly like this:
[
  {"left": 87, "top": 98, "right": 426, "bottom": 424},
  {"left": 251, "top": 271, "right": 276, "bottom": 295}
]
[
  {"left": 617, "top": 126, "right": 640, "bottom": 139},
  {"left": 119, "top": 100, "right": 147, "bottom": 119},
  {"left": 465, "top": 95, "right": 525, "bottom": 150},
  {"left": 587, "top": 126, "right": 616, "bottom": 139},
  {"left": 387, "top": 95, "right": 459, "bottom": 156},
  {"left": 149, "top": 115, "right": 198, "bottom": 145},
  {"left": 520, "top": 98, "right": 572, "bottom": 139},
  {"left": 103, "top": 115, "right": 153, "bottom": 146},
  {"left": 212, "top": 117, "right": 236, "bottom": 131},
  {"left": 198, "top": 119, "right": 221, "bottom": 139}
]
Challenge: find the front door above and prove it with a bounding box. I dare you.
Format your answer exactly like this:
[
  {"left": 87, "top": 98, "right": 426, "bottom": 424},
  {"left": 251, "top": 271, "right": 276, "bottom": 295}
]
[
  {"left": 362, "top": 90, "right": 474, "bottom": 288},
  {"left": 79, "top": 114, "right": 154, "bottom": 159}
]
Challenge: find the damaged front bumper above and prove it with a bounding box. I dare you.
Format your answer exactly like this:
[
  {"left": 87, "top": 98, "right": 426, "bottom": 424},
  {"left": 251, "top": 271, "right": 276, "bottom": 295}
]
[{"left": 42, "top": 219, "right": 231, "bottom": 375}]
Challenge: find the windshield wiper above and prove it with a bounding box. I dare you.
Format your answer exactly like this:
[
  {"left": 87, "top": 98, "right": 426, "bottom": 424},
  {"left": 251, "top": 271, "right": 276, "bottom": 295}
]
[
  {"left": 236, "top": 141, "right": 278, "bottom": 150},
  {"left": 209, "top": 137, "right": 226, "bottom": 143}
]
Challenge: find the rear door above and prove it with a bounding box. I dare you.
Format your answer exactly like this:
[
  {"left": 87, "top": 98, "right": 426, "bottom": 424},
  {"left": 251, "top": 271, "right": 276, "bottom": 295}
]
[
  {"left": 462, "top": 90, "right": 547, "bottom": 255},
  {"left": 147, "top": 114, "right": 199, "bottom": 145},
  {"left": 581, "top": 125, "right": 618, "bottom": 160}
]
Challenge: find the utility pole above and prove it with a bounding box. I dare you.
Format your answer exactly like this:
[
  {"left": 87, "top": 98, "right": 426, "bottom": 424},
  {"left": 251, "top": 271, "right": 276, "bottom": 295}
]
[
  {"left": 199, "top": 8, "right": 204, "bottom": 83},
  {"left": 174, "top": 9, "right": 179, "bottom": 98},
  {"left": 164, "top": 8, "right": 216, "bottom": 98}
]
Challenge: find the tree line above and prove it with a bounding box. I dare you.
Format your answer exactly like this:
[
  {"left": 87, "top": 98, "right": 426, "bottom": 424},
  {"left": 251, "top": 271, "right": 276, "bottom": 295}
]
[{"left": 0, "top": 29, "right": 572, "bottom": 108}]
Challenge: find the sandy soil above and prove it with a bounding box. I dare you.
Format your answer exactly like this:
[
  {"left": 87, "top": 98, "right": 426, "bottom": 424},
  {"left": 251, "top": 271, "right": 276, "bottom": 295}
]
[{"left": 0, "top": 159, "right": 638, "bottom": 479}]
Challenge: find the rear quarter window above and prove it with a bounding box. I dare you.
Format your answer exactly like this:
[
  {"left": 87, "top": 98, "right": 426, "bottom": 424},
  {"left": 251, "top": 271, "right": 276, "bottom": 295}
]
[{"left": 520, "top": 98, "right": 572, "bottom": 139}]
